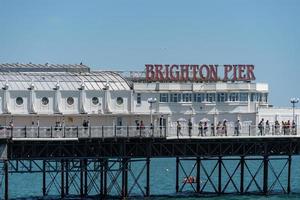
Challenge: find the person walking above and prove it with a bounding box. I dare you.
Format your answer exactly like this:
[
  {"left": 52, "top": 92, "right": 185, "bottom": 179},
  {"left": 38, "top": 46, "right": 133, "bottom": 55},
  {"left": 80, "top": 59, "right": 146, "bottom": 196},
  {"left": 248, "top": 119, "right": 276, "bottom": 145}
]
[
  {"left": 211, "top": 123, "right": 215, "bottom": 136},
  {"left": 198, "top": 121, "right": 203, "bottom": 136},
  {"left": 234, "top": 119, "right": 241, "bottom": 136},
  {"left": 265, "top": 120, "right": 270, "bottom": 135},
  {"left": 258, "top": 118, "right": 264, "bottom": 136},
  {"left": 292, "top": 120, "right": 297, "bottom": 135},
  {"left": 222, "top": 120, "right": 227, "bottom": 136},
  {"left": 188, "top": 119, "right": 193, "bottom": 137},
  {"left": 203, "top": 122, "right": 208, "bottom": 136},
  {"left": 177, "top": 121, "right": 182, "bottom": 137}
]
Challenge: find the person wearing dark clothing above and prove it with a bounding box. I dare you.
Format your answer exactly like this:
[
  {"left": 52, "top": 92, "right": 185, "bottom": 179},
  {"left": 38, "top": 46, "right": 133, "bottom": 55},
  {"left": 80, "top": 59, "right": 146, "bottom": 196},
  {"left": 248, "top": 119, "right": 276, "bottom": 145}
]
[
  {"left": 258, "top": 118, "right": 264, "bottom": 136},
  {"left": 188, "top": 119, "right": 193, "bottom": 137},
  {"left": 210, "top": 123, "right": 215, "bottom": 136}
]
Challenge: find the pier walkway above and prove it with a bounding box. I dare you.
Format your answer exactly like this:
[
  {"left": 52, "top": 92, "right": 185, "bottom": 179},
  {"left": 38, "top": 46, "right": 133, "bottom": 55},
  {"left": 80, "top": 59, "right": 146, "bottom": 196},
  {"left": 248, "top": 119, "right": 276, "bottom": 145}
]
[{"left": 0, "top": 125, "right": 300, "bottom": 199}]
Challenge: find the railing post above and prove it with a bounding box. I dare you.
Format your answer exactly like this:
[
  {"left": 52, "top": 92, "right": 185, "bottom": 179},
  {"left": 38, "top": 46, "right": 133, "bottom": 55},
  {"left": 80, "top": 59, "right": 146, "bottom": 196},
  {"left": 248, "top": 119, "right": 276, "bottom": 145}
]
[
  {"left": 77, "top": 126, "right": 79, "bottom": 138},
  {"left": 152, "top": 125, "right": 154, "bottom": 137},
  {"left": 114, "top": 125, "right": 117, "bottom": 138},
  {"left": 127, "top": 126, "right": 129, "bottom": 138},
  {"left": 63, "top": 126, "right": 65, "bottom": 138},
  {"left": 25, "top": 126, "right": 27, "bottom": 138},
  {"left": 10, "top": 127, "right": 13, "bottom": 138},
  {"left": 248, "top": 125, "right": 251, "bottom": 136},
  {"left": 102, "top": 126, "right": 104, "bottom": 140},
  {"left": 38, "top": 126, "right": 40, "bottom": 138},
  {"left": 89, "top": 126, "right": 91, "bottom": 138},
  {"left": 140, "top": 126, "right": 142, "bottom": 137},
  {"left": 50, "top": 126, "right": 53, "bottom": 138}
]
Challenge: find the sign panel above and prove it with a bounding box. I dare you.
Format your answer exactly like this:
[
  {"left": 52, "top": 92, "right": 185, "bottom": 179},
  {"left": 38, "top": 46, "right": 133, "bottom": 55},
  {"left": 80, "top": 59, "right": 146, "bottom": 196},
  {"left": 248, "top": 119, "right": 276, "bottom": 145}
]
[{"left": 145, "top": 64, "right": 256, "bottom": 82}]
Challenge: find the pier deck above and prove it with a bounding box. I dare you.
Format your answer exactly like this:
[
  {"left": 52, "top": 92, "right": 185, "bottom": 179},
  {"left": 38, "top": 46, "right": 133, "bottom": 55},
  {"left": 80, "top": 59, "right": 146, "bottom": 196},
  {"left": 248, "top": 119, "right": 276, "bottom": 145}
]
[{"left": 0, "top": 126, "right": 300, "bottom": 199}]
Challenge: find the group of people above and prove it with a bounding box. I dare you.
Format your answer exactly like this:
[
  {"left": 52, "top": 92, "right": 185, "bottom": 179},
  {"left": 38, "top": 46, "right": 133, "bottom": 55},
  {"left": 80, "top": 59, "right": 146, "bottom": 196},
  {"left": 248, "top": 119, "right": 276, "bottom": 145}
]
[
  {"left": 177, "top": 120, "right": 230, "bottom": 137},
  {"left": 258, "top": 118, "right": 297, "bottom": 135}
]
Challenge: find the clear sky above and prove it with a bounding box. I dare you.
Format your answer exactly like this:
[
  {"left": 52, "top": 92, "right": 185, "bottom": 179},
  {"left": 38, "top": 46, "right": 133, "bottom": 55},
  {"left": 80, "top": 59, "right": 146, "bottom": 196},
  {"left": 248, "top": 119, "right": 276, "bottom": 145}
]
[{"left": 0, "top": 0, "right": 299, "bottom": 106}]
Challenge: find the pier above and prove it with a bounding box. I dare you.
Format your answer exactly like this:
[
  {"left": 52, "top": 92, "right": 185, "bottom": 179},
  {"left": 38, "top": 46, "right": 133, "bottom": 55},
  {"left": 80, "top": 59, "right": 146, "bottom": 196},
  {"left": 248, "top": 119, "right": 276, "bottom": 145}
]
[{"left": 0, "top": 125, "right": 300, "bottom": 199}]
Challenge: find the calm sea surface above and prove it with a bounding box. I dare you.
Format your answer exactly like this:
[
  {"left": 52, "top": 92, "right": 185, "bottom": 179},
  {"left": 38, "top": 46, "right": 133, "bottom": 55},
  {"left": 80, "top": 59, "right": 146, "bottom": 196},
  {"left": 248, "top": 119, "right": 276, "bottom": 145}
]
[{"left": 5, "top": 156, "right": 300, "bottom": 199}]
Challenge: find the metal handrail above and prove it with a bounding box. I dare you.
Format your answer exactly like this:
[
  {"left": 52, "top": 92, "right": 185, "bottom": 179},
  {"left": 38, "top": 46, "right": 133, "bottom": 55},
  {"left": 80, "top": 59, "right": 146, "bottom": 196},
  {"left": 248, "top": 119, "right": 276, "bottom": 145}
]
[{"left": 0, "top": 125, "right": 298, "bottom": 139}]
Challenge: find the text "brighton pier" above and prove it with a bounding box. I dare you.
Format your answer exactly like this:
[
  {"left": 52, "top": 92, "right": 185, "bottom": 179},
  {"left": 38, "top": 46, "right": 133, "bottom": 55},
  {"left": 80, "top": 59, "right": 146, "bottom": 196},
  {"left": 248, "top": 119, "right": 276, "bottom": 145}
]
[{"left": 145, "top": 64, "right": 256, "bottom": 82}]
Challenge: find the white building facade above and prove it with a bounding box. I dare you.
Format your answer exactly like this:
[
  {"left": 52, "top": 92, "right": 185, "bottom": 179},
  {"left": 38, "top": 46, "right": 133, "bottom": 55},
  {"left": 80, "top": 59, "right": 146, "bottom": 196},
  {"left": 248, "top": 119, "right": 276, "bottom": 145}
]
[{"left": 0, "top": 63, "right": 298, "bottom": 132}]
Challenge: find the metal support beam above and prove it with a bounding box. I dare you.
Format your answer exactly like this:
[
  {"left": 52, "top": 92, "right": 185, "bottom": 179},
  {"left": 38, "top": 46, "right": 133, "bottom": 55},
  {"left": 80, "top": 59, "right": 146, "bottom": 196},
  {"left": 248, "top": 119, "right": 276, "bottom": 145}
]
[
  {"left": 104, "top": 159, "right": 108, "bottom": 197},
  {"left": 146, "top": 157, "right": 150, "bottom": 197},
  {"left": 84, "top": 159, "right": 88, "bottom": 195},
  {"left": 122, "top": 158, "right": 128, "bottom": 198},
  {"left": 80, "top": 159, "right": 84, "bottom": 197},
  {"left": 240, "top": 156, "right": 245, "bottom": 194},
  {"left": 100, "top": 159, "right": 104, "bottom": 197},
  {"left": 287, "top": 155, "right": 292, "bottom": 194},
  {"left": 4, "top": 160, "right": 8, "bottom": 200},
  {"left": 61, "top": 159, "right": 65, "bottom": 199},
  {"left": 65, "top": 160, "right": 69, "bottom": 195},
  {"left": 196, "top": 157, "right": 200, "bottom": 193},
  {"left": 218, "top": 157, "right": 222, "bottom": 194},
  {"left": 42, "top": 160, "right": 46, "bottom": 196},
  {"left": 176, "top": 157, "right": 179, "bottom": 193},
  {"left": 263, "top": 156, "right": 269, "bottom": 195}
]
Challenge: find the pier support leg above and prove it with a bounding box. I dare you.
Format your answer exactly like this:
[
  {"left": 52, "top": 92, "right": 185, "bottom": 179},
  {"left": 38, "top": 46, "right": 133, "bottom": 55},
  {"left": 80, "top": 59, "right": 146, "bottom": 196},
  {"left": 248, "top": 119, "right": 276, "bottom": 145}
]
[
  {"left": 122, "top": 158, "right": 128, "bottom": 198},
  {"left": 263, "top": 156, "right": 269, "bottom": 195},
  {"left": 240, "top": 156, "right": 245, "bottom": 194},
  {"left": 104, "top": 159, "right": 108, "bottom": 197},
  {"left": 42, "top": 160, "right": 46, "bottom": 196},
  {"left": 84, "top": 159, "right": 88, "bottom": 196},
  {"left": 65, "top": 160, "right": 69, "bottom": 196},
  {"left": 146, "top": 157, "right": 150, "bottom": 197},
  {"left": 80, "top": 160, "right": 84, "bottom": 197},
  {"left": 100, "top": 159, "right": 104, "bottom": 197},
  {"left": 176, "top": 157, "right": 179, "bottom": 193},
  {"left": 4, "top": 160, "right": 8, "bottom": 200},
  {"left": 61, "top": 160, "right": 65, "bottom": 199},
  {"left": 287, "top": 155, "right": 292, "bottom": 194},
  {"left": 218, "top": 157, "right": 222, "bottom": 194},
  {"left": 196, "top": 157, "right": 201, "bottom": 193}
]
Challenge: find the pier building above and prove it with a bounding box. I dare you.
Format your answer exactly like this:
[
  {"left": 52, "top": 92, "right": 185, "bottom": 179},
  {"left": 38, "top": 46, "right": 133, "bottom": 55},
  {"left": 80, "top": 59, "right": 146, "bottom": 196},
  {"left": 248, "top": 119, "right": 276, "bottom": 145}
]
[{"left": 0, "top": 63, "right": 299, "bottom": 199}]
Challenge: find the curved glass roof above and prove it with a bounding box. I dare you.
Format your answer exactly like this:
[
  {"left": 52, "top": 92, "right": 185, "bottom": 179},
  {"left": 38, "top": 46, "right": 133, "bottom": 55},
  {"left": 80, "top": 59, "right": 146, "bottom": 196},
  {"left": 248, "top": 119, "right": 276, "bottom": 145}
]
[{"left": 0, "top": 71, "right": 132, "bottom": 91}]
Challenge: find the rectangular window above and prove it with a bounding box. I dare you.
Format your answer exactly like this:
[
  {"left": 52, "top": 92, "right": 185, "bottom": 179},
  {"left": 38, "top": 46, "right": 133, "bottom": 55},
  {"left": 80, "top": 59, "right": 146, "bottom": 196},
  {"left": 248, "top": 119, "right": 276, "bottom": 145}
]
[
  {"left": 240, "top": 93, "right": 248, "bottom": 102},
  {"left": 170, "top": 93, "right": 181, "bottom": 102},
  {"left": 193, "top": 93, "right": 204, "bottom": 102},
  {"left": 217, "top": 93, "right": 227, "bottom": 102},
  {"left": 160, "top": 93, "right": 168, "bottom": 102},
  {"left": 228, "top": 93, "right": 239, "bottom": 102},
  {"left": 251, "top": 93, "right": 256, "bottom": 102},
  {"left": 182, "top": 93, "right": 192, "bottom": 102},
  {"left": 137, "top": 93, "right": 141, "bottom": 104},
  {"left": 207, "top": 93, "right": 215, "bottom": 102}
]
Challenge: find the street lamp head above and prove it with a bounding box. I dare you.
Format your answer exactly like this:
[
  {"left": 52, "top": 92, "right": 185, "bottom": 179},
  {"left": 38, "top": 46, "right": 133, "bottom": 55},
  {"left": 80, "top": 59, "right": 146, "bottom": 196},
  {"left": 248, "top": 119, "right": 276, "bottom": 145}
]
[
  {"left": 290, "top": 98, "right": 299, "bottom": 104},
  {"left": 148, "top": 98, "right": 157, "bottom": 104}
]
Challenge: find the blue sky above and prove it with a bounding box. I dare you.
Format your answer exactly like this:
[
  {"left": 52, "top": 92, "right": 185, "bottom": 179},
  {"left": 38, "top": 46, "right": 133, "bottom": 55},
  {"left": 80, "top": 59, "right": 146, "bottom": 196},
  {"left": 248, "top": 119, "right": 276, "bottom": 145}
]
[{"left": 0, "top": 0, "right": 299, "bottom": 106}]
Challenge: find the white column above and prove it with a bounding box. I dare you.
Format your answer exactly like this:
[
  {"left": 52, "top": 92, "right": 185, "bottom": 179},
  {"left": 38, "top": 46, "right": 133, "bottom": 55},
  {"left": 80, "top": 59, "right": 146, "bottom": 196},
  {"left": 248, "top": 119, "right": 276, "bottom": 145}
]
[
  {"left": 79, "top": 83, "right": 87, "bottom": 114},
  {"left": 29, "top": 83, "right": 36, "bottom": 114},
  {"left": 54, "top": 82, "right": 62, "bottom": 114},
  {"left": 3, "top": 83, "right": 10, "bottom": 114}
]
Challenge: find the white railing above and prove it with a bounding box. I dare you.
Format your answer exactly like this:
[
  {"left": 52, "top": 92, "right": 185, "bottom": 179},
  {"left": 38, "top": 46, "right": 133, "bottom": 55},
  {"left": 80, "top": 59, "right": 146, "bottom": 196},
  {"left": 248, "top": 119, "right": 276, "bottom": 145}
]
[{"left": 0, "top": 124, "right": 298, "bottom": 139}]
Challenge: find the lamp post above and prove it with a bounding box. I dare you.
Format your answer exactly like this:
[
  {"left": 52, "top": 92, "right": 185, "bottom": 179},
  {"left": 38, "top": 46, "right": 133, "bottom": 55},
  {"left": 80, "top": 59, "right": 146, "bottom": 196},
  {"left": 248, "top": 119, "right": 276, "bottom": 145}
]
[
  {"left": 290, "top": 98, "right": 299, "bottom": 122},
  {"left": 147, "top": 98, "right": 157, "bottom": 126}
]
